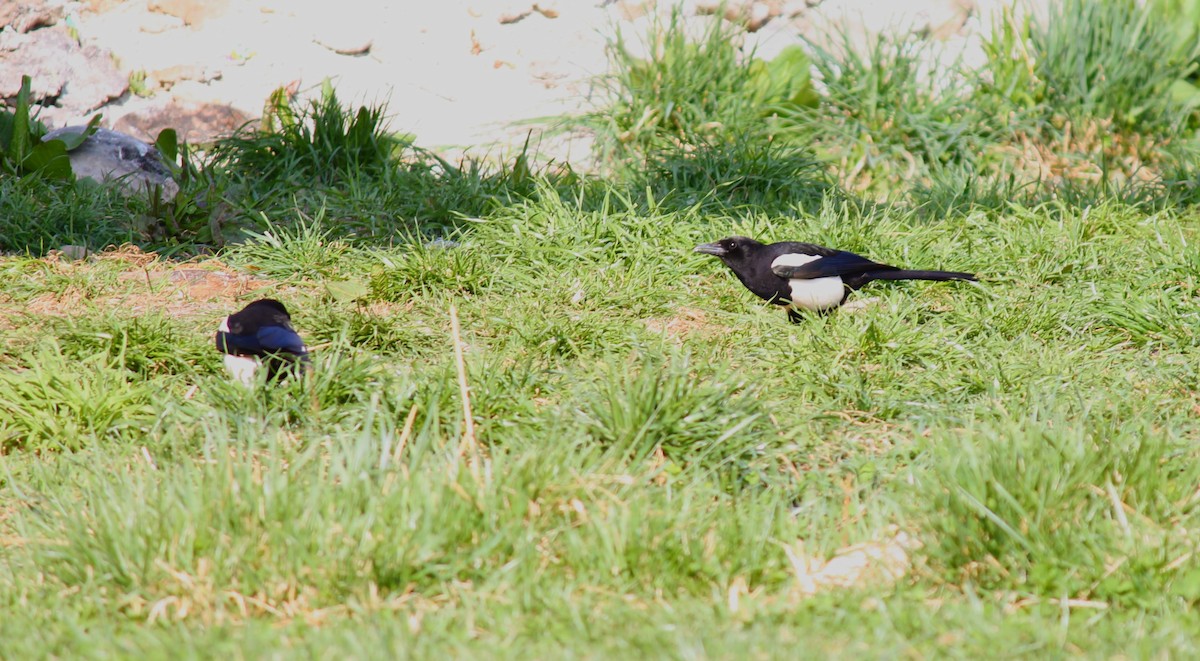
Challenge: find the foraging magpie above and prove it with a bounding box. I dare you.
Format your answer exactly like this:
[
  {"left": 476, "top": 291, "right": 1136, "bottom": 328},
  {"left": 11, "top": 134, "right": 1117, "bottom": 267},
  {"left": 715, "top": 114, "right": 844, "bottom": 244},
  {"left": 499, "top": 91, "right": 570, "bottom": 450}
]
[
  {"left": 695, "top": 236, "right": 976, "bottom": 323},
  {"left": 214, "top": 298, "right": 310, "bottom": 385}
]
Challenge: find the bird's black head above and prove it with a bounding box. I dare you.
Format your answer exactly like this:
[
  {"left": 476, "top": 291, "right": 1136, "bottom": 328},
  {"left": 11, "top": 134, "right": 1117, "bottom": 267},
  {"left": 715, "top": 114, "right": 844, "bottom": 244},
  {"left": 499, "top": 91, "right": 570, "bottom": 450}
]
[
  {"left": 228, "top": 298, "right": 293, "bottom": 333},
  {"left": 694, "top": 236, "right": 764, "bottom": 264},
  {"left": 241, "top": 298, "right": 291, "bottom": 319}
]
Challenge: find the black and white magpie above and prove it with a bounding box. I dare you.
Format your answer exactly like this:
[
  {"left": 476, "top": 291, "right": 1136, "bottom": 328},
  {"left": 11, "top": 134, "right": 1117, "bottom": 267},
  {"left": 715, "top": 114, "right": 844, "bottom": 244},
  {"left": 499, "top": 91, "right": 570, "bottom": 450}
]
[
  {"left": 695, "top": 236, "right": 977, "bottom": 323},
  {"left": 214, "top": 298, "right": 310, "bottom": 385}
]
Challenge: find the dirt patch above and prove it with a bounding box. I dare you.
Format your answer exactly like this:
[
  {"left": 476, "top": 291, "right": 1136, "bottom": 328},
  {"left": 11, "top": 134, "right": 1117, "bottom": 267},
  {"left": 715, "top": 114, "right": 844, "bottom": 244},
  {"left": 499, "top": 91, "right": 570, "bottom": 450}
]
[
  {"left": 643, "top": 306, "right": 718, "bottom": 340},
  {"left": 2, "top": 246, "right": 302, "bottom": 326}
]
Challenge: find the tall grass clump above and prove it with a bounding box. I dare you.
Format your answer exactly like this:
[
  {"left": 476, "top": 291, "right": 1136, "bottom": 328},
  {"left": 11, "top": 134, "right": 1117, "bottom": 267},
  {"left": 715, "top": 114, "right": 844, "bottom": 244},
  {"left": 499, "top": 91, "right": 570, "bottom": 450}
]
[
  {"left": 951, "top": 0, "right": 1200, "bottom": 208},
  {"left": 576, "top": 353, "right": 768, "bottom": 472},
  {"left": 0, "top": 176, "right": 136, "bottom": 254},
  {"left": 205, "top": 90, "right": 564, "bottom": 240},
  {"left": 793, "top": 32, "right": 992, "bottom": 195},
  {"left": 595, "top": 10, "right": 764, "bottom": 161},
  {"left": 210, "top": 86, "right": 400, "bottom": 186},
  {"left": 593, "top": 8, "right": 829, "bottom": 209},
  {"left": 226, "top": 213, "right": 365, "bottom": 280},
  {"left": 0, "top": 349, "right": 157, "bottom": 452},
  {"left": 1026, "top": 0, "right": 1198, "bottom": 134},
  {"left": 634, "top": 137, "right": 835, "bottom": 212},
  {"left": 53, "top": 313, "right": 215, "bottom": 378},
  {"left": 919, "top": 403, "right": 1200, "bottom": 605}
]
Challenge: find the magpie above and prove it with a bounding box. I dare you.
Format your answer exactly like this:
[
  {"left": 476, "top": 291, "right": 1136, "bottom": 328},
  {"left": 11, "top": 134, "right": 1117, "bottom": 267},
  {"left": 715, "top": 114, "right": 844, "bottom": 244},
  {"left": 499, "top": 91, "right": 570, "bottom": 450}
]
[
  {"left": 214, "top": 298, "right": 310, "bottom": 385},
  {"left": 695, "top": 236, "right": 976, "bottom": 323}
]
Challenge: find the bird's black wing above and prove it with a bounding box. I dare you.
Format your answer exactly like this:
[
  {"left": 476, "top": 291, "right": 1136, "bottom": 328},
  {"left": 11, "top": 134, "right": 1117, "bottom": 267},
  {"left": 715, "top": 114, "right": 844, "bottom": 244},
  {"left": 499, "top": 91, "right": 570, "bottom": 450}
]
[
  {"left": 216, "top": 324, "right": 307, "bottom": 359},
  {"left": 256, "top": 324, "right": 309, "bottom": 359},
  {"left": 769, "top": 243, "right": 896, "bottom": 280}
]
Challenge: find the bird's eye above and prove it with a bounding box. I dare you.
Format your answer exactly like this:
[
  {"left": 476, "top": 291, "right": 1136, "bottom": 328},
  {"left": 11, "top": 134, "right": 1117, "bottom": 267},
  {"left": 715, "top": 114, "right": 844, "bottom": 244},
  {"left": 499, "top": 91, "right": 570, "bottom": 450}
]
[{"left": 723, "top": 240, "right": 737, "bottom": 249}]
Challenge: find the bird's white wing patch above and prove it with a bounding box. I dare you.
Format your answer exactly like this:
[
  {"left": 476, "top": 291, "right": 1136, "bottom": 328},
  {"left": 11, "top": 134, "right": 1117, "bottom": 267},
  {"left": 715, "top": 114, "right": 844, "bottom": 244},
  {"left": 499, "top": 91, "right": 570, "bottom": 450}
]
[{"left": 771, "top": 253, "right": 822, "bottom": 269}]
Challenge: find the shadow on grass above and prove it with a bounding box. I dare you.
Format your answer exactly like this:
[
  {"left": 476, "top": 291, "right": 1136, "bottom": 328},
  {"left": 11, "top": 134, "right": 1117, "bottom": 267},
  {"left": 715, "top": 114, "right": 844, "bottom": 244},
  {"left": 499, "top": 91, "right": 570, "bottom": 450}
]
[
  {"left": 906, "top": 159, "right": 1200, "bottom": 221},
  {"left": 621, "top": 137, "right": 843, "bottom": 217}
]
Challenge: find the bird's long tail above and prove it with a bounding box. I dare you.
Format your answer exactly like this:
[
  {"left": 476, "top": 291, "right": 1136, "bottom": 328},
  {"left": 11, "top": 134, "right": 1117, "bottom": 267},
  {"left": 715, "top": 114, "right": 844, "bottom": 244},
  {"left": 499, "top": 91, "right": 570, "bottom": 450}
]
[{"left": 868, "top": 269, "right": 977, "bottom": 282}]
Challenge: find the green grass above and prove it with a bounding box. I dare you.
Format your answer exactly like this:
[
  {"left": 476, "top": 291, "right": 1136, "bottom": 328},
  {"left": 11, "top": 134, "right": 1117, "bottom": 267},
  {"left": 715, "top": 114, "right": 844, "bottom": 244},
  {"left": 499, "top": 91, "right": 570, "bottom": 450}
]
[
  {"left": 4, "top": 4, "right": 1200, "bottom": 656},
  {"left": 2, "top": 191, "right": 1200, "bottom": 657}
]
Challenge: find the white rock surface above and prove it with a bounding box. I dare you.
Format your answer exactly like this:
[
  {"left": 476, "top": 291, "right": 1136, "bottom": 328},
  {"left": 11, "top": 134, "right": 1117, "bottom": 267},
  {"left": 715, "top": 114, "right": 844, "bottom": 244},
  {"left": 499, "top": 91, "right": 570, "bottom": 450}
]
[{"left": 11, "top": 0, "right": 1054, "bottom": 166}]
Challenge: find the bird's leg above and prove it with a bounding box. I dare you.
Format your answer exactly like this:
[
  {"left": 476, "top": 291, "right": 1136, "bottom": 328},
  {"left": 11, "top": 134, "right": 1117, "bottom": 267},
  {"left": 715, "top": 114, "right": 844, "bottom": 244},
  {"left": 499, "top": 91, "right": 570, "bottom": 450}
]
[{"left": 787, "top": 308, "right": 806, "bottom": 324}]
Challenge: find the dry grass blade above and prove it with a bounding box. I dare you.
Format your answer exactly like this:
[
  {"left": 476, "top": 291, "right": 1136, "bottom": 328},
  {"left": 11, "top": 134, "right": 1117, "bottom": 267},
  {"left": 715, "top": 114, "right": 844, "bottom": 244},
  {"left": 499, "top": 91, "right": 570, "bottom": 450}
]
[{"left": 450, "top": 305, "right": 479, "bottom": 473}]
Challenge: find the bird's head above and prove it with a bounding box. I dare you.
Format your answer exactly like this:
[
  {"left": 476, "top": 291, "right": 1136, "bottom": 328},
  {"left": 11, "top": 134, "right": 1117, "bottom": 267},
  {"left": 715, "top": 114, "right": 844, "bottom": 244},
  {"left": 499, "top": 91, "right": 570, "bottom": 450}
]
[
  {"left": 244, "top": 298, "right": 291, "bottom": 318},
  {"left": 228, "top": 298, "right": 294, "bottom": 332},
  {"left": 694, "top": 236, "right": 763, "bottom": 265}
]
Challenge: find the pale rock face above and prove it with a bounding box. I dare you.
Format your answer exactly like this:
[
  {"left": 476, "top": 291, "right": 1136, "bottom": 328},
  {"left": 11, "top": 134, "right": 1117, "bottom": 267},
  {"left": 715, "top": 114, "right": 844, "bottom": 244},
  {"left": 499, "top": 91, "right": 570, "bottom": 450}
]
[{"left": 36, "top": 0, "right": 1056, "bottom": 167}]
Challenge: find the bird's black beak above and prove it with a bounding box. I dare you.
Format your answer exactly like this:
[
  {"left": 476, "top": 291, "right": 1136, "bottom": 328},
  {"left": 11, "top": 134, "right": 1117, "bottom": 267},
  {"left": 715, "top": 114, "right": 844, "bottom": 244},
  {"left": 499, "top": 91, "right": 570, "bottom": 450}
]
[{"left": 694, "top": 242, "right": 727, "bottom": 257}]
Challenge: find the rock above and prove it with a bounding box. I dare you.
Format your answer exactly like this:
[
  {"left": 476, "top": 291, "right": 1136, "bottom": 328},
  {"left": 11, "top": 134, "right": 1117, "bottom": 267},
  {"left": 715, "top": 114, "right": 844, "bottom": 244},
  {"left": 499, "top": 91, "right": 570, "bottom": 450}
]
[
  {"left": 58, "top": 245, "right": 91, "bottom": 261},
  {"left": 113, "top": 99, "right": 251, "bottom": 144},
  {"left": 0, "top": 27, "right": 128, "bottom": 124},
  {"left": 0, "top": 0, "right": 62, "bottom": 33},
  {"left": 147, "top": 0, "right": 231, "bottom": 27},
  {"left": 43, "top": 127, "right": 179, "bottom": 200}
]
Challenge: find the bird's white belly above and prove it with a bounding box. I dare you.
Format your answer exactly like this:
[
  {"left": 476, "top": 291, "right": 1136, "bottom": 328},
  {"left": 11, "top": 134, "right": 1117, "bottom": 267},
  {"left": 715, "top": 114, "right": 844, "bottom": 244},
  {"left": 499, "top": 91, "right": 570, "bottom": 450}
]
[
  {"left": 224, "top": 353, "right": 258, "bottom": 386},
  {"left": 788, "top": 276, "right": 846, "bottom": 311}
]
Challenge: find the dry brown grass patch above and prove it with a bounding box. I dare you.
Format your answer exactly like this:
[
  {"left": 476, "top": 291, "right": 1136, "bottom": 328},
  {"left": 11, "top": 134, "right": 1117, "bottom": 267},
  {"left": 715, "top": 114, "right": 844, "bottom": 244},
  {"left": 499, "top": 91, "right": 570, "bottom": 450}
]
[
  {"left": 997, "top": 118, "right": 1169, "bottom": 186},
  {"left": 1, "top": 246, "right": 310, "bottom": 327},
  {"left": 643, "top": 306, "right": 718, "bottom": 340}
]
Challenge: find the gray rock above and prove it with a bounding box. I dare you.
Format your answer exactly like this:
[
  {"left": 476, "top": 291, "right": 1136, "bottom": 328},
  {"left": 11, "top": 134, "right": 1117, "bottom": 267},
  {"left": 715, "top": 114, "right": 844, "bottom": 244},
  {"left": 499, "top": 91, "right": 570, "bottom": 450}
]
[
  {"left": 43, "top": 126, "right": 179, "bottom": 200},
  {"left": 58, "top": 244, "right": 91, "bottom": 261}
]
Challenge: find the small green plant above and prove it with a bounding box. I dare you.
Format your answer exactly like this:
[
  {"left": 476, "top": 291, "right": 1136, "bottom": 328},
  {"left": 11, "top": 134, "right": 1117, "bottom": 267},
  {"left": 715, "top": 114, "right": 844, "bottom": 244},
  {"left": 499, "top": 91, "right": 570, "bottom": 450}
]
[
  {"left": 136, "top": 127, "right": 229, "bottom": 246},
  {"left": 0, "top": 75, "right": 99, "bottom": 179},
  {"left": 127, "top": 70, "right": 153, "bottom": 98}
]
